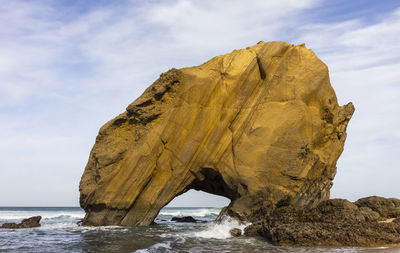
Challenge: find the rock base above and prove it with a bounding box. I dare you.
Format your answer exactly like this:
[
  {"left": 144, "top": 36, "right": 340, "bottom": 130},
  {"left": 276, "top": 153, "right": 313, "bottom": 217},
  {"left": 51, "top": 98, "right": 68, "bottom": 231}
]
[{"left": 244, "top": 196, "right": 400, "bottom": 246}]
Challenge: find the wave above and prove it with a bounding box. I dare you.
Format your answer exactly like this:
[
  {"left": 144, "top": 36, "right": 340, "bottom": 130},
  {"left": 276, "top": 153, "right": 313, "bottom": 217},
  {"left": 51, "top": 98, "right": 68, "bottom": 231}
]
[
  {"left": 44, "top": 213, "right": 84, "bottom": 220},
  {"left": 190, "top": 216, "right": 250, "bottom": 239},
  {"left": 0, "top": 212, "right": 84, "bottom": 221},
  {"left": 158, "top": 208, "right": 220, "bottom": 217},
  {"left": 75, "top": 225, "right": 129, "bottom": 233},
  {"left": 135, "top": 241, "right": 172, "bottom": 253}
]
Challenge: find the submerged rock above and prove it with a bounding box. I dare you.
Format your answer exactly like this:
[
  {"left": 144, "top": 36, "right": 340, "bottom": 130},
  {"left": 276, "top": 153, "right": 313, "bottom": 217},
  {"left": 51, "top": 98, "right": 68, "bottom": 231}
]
[
  {"left": 244, "top": 197, "right": 400, "bottom": 246},
  {"left": 0, "top": 216, "right": 41, "bottom": 229},
  {"left": 79, "top": 41, "right": 354, "bottom": 227},
  {"left": 171, "top": 216, "right": 197, "bottom": 223}
]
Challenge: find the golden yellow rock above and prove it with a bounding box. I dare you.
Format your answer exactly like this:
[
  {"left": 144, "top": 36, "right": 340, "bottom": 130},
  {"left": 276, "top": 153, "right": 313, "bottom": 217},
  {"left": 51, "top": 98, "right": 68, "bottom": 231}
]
[{"left": 79, "top": 41, "right": 354, "bottom": 226}]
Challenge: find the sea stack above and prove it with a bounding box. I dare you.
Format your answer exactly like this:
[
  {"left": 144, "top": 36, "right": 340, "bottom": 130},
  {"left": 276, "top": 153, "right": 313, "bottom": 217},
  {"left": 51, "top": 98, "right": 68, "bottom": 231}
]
[{"left": 79, "top": 41, "right": 354, "bottom": 227}]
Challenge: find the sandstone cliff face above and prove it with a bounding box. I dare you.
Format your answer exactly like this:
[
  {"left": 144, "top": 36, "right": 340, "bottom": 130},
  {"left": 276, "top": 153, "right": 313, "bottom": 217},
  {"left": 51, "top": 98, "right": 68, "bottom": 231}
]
[{"left": 79, "top": 41, "right": 354, "bottom": 226}]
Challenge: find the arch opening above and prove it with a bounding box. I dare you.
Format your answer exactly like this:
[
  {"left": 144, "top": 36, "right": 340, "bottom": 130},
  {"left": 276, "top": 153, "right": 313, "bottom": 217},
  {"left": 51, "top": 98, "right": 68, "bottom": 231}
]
[
  {"left": 156, "top": 190, "right": 231, "bottom": 224},
  {"left": 154, "top": 167, "right": 234, "bottom": 223},
  {"left": 166, "top": 189, "right": 231, "bottom": 208}
]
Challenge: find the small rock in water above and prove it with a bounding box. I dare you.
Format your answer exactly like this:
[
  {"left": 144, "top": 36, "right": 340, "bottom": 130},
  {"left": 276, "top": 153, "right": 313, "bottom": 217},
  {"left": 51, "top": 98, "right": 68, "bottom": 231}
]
[
  {"left": 230, "top": 228, "right": 242, "bottom": 237},
  {"left": 0, "top": 216, "right": 41, "bottom": 229},
  {"left": 171, "top": 216, "right": 197, "bottom": 223},
  {"left": 76, "top": 219, "right": 83, "bottom": 226}
]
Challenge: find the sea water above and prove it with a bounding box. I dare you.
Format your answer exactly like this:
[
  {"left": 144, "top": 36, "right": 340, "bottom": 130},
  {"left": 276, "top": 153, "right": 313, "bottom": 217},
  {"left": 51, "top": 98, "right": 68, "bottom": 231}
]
[{"left": 0, "top": 207, "right": 398, "bottom": 253}]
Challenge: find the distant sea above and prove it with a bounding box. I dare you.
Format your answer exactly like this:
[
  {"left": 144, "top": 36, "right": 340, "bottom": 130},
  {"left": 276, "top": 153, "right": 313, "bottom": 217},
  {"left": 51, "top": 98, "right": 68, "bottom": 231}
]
[{"left": 0, "top": 207, "right": 399, "bottom": 253}]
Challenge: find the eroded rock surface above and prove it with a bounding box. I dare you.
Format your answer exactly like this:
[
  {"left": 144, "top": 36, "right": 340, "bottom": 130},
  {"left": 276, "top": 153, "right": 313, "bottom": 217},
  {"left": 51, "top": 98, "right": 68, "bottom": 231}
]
[
  {"left": 244, "top": 196, "right": 400, "bottom": 246},
  {"left": 79, "top": 41, "right": 354, "bottom": 226}
]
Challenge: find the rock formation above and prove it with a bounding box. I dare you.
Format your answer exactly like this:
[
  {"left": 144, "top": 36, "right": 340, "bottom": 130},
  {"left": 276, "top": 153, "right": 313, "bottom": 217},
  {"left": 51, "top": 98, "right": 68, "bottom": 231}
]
[
  {"left": 171, "top": 216, "right": 197, "bottom": 223},
  {"left": 79, "top": 41, "right": 354, "bottom": 227},
  {"left": 0, "top": 216, "right": 41, "bottom": 229},
  {"left": 244, "top": 196, "right": 400, "bottom": 246},
  {"left": 229, "top": 228, "right": 242, "bottom": 237}
]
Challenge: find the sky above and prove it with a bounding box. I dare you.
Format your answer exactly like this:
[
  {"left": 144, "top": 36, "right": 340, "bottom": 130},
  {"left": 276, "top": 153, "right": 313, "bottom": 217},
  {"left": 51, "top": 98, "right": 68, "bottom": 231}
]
[{"left": 0, "top": 0, "right": 399, "bottom": 207}]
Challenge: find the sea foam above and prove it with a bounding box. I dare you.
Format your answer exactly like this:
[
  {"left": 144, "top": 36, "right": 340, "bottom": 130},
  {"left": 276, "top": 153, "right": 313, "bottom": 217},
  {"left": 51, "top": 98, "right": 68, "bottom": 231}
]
[
  {"left": 135, "top": 241, "right": 172, "bottom": 253},
  {"left": 191, "top": 216, "right": 250, "bottom": 239}
]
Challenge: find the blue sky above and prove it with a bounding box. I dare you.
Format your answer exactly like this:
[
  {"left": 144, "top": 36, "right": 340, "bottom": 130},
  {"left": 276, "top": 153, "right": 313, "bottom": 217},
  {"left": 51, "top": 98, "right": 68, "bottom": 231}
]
[{"left": 0, "top": 0, "right": 399, "bottom": 207}]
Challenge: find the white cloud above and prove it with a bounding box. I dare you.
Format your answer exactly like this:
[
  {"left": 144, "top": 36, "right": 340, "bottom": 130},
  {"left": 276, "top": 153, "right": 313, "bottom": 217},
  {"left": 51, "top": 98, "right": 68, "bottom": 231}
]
[
  {"left": 294, "top": 8, "right": 400, "bottom": 200},
  {"left": 297, "top": 9, "right": 400, "bottom": 71},
  {"left": 147, "top": 0, "right": 319, "bottom": 56}
]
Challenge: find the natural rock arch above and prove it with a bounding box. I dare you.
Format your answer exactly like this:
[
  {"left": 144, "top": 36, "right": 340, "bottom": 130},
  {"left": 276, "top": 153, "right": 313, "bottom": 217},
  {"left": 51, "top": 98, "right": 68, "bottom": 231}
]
[{"left": 79, "top": 41, "right": 354, "bottom": 226}]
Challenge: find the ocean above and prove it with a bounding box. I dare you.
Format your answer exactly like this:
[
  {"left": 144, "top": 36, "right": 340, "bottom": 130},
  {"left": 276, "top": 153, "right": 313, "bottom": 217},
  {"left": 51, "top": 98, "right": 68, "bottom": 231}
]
[{"left": 0, "top": 207, "right": 399, "bottom": 253}]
